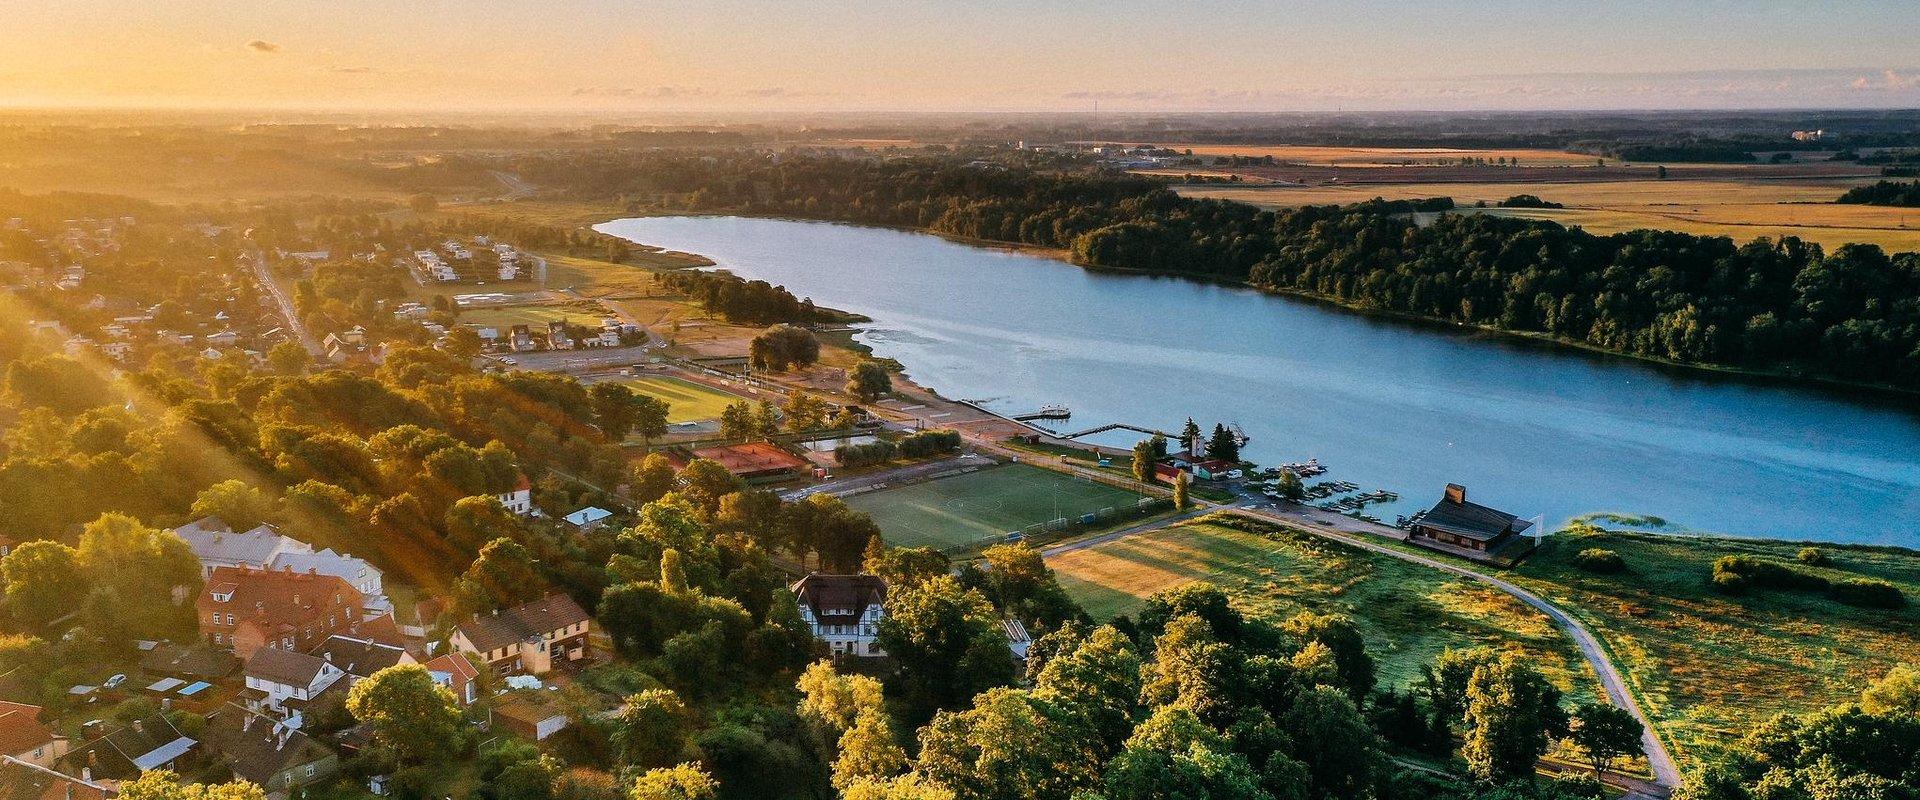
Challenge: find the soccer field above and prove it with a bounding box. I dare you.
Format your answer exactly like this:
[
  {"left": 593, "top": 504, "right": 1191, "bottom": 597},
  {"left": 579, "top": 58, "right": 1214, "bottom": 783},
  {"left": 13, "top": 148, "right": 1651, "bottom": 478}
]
[
  {"left": 615, "top": 375, "right": 744, "bottom": 423},
  {"left": 845, "top": 464, "right": 1147, "bottom": 550}
]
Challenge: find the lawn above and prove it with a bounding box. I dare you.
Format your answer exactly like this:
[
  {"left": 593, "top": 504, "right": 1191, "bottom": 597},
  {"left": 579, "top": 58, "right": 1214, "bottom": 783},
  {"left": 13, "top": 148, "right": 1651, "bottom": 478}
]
[
  {"left": 615, "top": 375, "right": 745, "bottom": 423},
  {"left": 1049, "top": 518, "right": 1598, "bottom": 698},
  {"left": 1510, "top": 530, "right": 1920, "bottom": 765},
  {"left": 845, "top": 464, "right": 1147, "bottom": 550},
  {"left": 458, "top": 301, "right": 605, "bottom": 328}
]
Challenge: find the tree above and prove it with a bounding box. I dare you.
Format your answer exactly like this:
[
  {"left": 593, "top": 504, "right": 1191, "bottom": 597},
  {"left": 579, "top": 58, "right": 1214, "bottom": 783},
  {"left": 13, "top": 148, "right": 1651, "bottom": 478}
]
[
  {"left": 782, "top": 391, "right": 829, "bottom": 432},
  {"left": 1462, "top": 651, "right": 1567, "bottom": 783},
  {"left": 1860, "top": 663, "right": 1920, "bottom": 716},
  {"left": 2, "top": 540, "right": 85, "bottom": 630},
  {"left": 978, "top": 542, "right": 1079, "bottom": 629},
  {"left": 409, "top": 192, "right": 439, "bottom": 214},
  {"left": 913, "top": 687, "right": 1103, "bottom": 800},
  {"left": 678, "top": 459, "right": 744, "bottom": 515},
  {"left": 119, "top": 770, "right": 265, "bottom": 800},
  {"left": 753, "top": 400, "right": 780, "bottom": 437},
  {"left": 1276, "top": 470, "right": 1304, "bottom": 503},
  {"left": 1281, "top": 612, "right": 1375, "bottom": 704},
  {"left": 846, "top": 361, "right": 892, "bottom": 402},
  {"left": 590, "top": 382, "right": 640, "bottom": 441},
  {"left": 749, "top": 324, "right": 821, "bottom": 371},
  {"left": 1173, "top": 471, "right": 1191, "bottom": 510},
  {"left": 189, "top": 479, "right": 278, "bottom": 531},
  {"left": 630, "top": 453, "right": 679, "bottom": 505},
  {"left": 629, "top": 764, "right": 718, "bottom": 800},
  {"left": 266, "top": 340, "right": 310, "bottom": 375},
  {"left": 633, "top": 394, "right": 671, "bottom": 445},
  {"left": 74, "top": 513, "right": 201, "bottom": 644},
  {"left": 347, "top": 664, "right": 466, "bottom": 766},
  {"left": 457, "top": 538, "right": 546, "bottom": 613},
  {"left": 1180, "top": 418, "right": 1202, "bottom": 454},
  {"left": 876, "top": 575, "right": 1019, "bottom": 724},
  {"left": 797, "top": 659, "right": 887, "bottom": 756},
  {"left": 834, "top": 709, "right": 907, "bottom": 790},
  {"left": 612, "top": 689, "right": 692, "bottom": 769},
  {"left": 442, "top": 325, "right": 484, "bottom": 361},
  {"left": 1206, "top": 424, "right": 1240, "bottom": 462},
  {"left": 719, "top": 401, "right": 756, "bottom": 441},
  {"left": 1132, "top": 439, "right": 1157, "bottom": 483},
  {"left": 1566, "top": 702, "right": 1644, "bottom": 779},
  {"left": 4, "top": 354, "right": 115, "bottom": 415},
  {"left": 1282, "top": 685, "right": 1385, "bottom": 800}
]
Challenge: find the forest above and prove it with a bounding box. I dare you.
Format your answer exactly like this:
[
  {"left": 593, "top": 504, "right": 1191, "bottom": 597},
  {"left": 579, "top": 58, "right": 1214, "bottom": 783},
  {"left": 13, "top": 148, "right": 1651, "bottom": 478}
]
[
  {"left": 520, "top": 153, "right": 1920, "bottom": 391},
  {"left": 1837, "top": 180, "right": 1920, "bottom": 207}
]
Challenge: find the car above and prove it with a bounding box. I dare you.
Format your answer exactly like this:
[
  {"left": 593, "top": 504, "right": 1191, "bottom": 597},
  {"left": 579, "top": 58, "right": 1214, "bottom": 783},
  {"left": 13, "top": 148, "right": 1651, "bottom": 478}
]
[
  {"left": 102, "top": 674, "right": 126, "bottom": 689},
  {"left": 500, "top": 357, "right": 517, "bottom": 365}
]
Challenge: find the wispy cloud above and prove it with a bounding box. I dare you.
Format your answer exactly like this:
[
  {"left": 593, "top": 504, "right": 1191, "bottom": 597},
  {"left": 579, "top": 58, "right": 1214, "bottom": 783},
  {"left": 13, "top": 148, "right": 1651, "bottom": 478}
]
[{"left": 245, "top": 40, "right": 281, "bottom": 54}]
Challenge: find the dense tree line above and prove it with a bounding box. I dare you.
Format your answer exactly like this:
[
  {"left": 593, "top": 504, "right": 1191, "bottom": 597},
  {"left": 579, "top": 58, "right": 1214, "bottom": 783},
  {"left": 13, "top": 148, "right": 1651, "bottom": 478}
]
[
  {"left": 659, "top": 269, "right": 819, "bottom": 324},
  {"left": 1837, "top": 180, "right": 1920, "bottom": 207},
  {"left": 541, "top": 155, "right": 1920, "bottom": 389}
]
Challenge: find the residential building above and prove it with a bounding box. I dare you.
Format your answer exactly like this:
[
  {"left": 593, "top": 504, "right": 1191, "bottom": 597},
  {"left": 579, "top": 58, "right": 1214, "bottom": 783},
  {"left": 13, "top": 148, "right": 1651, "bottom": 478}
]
[
  {"left": 172, "top": 518, "right": 313, "bottom": 579},
  {"left": 197, "top": 566, "right": 367, "bottom": 659},
  {"left": 269, "top": 549, "right": 388, "bottom": 615},
  {"left": 448, "top": 595, "right": 592, "bottom": 676},
  {"left": 310, "top": 634, "right": 414, "bottom": 681},
  {"left": 243, "top": 648, "right": 344, "bottom": 713},
  {"left": 0, "top": 756, "right": 114, "bottom": 800},
  {"left": 202, "top": 705, "right": 338, "bottom": 797},
  {"left": 545, "top": 320, "right": 574, "bottom": 350},
  {"left": 1408, "top": 484, "right": 1533, "bottom": 553},
  {"left": 57, "top": 716, "right": 194, "bottom": 782},
  {"left": 561, "top": 506, "right": 612, "bottom": 531},
  {"left": 791, "top": 574, "right": 887, "bottom": 658},
  {"left": 424, "top": 653, "right": 481, "bottom": 707},
  {"left": 0, "top": 701, "right": 66, "bottom": 768},
  {"left": 139, "top": 643, "right": 240, "bottom": 682},
  {"left": 496, "top": 475, "right": 534, "bottom": 515},
  {"left": 0, "top": 534, "right": 13, "bottom": 560},
  {"left": 492, "top": 697, "right": 568, "bottom": 741},
  {"left": 1004, "top": 618, "right": 1033, "bottom": 661}
]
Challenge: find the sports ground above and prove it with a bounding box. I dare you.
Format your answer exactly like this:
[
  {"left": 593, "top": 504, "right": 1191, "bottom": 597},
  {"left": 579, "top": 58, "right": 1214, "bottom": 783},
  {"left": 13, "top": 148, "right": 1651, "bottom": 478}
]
[
  {"left": 844, "top": 464, "right": 1147, "bottom": 550},
  {"left": 616, "top": 375, "right": 744, "bottom": 423}
]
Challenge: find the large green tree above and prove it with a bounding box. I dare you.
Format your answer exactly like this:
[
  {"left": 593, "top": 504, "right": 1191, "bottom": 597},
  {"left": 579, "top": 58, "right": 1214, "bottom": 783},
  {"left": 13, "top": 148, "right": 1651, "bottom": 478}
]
[{"left": 347, "top": 663, "right": 467, "bottom": 766}]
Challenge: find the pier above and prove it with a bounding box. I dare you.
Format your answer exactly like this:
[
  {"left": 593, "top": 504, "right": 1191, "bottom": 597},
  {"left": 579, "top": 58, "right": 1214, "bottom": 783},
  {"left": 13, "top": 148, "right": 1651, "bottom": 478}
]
[{"left": 1056, "top": 422, "right": 1176, "bottom": 440}]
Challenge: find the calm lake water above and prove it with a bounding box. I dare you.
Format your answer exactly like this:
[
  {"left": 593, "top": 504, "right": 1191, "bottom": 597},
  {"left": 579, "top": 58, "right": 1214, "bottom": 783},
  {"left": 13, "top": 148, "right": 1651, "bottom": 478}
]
[{"left": 598, "top": 216, "right": 1920, "bottom": 545}]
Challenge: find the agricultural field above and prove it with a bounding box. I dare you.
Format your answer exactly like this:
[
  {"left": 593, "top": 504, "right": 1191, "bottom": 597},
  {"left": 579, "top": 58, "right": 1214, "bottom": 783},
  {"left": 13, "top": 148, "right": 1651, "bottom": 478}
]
[
  {"left": 1147, "top": 143, "right": 1601, "bottom": 167},
  {"left": 1510, "top": 531, "right": 1920, "bottom": 765},
  {"left": 846, "top": 464, "right": 1146, "bottom": 551},
  {"left": 1049, "top": 518, "right": 1598, "bottom": 697},
  {"left": 613, "top": 374, "right": 745, "bottom": 423},
  {"left": 1182, "top": 178, "right": 1920, "bottom": 252}
]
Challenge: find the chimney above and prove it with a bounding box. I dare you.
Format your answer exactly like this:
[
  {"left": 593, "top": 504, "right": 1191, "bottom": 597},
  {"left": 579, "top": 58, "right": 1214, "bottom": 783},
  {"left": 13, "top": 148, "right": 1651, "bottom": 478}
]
[
  {"left": 1445, "top": 484, "right": 1466, "bottom": 504},
  {"left": 81, "top": 767, "right": 91, "bottom": 783},
  {"left": 131, "top": 719, "right": 143, "bottom": 735},
  {"left": 323, "top": 650, "right": 333, "bottom": 663}
]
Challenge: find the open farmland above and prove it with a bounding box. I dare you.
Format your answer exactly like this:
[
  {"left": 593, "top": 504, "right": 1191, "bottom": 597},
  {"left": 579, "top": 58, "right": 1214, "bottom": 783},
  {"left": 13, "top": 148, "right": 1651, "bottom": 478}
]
[
  {"left": 1049, "top": 517, "right": 1598, "bottom": 697},
  {"left": 1143, "top": 142, "right": 1601, "bottom": 166},
  {"left": 845, "top": 464, "right": 1146, "bottom": 551},
  {"left": 1509, "top": 530, "right": 1920, "bottom": 765},
  {"left": 1182, "top": 178, "right": 1920, "bottom": 252}
]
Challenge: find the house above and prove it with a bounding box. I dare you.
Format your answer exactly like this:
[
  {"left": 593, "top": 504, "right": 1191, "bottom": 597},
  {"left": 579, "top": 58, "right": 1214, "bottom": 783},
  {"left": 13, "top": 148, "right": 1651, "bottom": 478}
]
[
  {"left": 496, "top": 475, "right": 534, "bottom": 515},
  {"left": 448, "top": 594, "right": 592, "bottom": 676},
  {"left": 198, "top": 566, "right": 367, "bottom": 659},
  {"left": 310, "top": 634, "right": 414, "bottom": 681},
  {"left": 492, "top": 697, "right": 568, "bottom": 741},
  {"left": 0, "top": 702, "right": 66, "bottom": 768},
  {"left": 202, "top": 705, "right": 338, "bottom": 797},
  {"left": 0, "top": 756, "right": 115, "bottom": 800},
  {"left": 510, "top": 325, "right": 537, "bottom": 352},
  {"left": 1164, "top": 453, "right": 1239, "bottom": 481},
  {"left": 172, "top": 518, "right": 313, "bottom": 579},
  {"left": 424, "top": 653, "right": 481, "bottom": 707},
  {"left": 0, "top": 534, "right": 13, "bottom": 560},
  {"left": 1004, "top": 619, "right": 1033, "bottom": 661},
  {"left": 1408, "top": 484, "right": 1533, "bottom": 553},
  {"left": 206, "top": 330, "right": 240, "bottom": 347},
  {"left": 243, "top": 647, "right": 344, "bottom": 713},
  {"left": 562, "top": 507, "right": 612, "bottom": 530},
  {"left": 690, "top": 442, "right": 810, "bottom": 483},
  {"left": 139, "top": 643, "right": 240, "bottom": 682},
  {"left": 269, "top": 548, "right": 388, "bottom": 615},
  {"left": 545, "top": 320, "right": 574, "bottom": 350},
  {"left": 791, "top": 574, "right": 887, "bottom": 658},
  {"left": 57, "top": 715, "right": 194, "bottom": 782}
]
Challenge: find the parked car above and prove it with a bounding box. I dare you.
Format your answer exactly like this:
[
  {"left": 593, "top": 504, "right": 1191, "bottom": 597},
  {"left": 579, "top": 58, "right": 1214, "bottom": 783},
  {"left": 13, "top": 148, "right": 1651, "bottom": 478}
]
[{"left": 102, "top": 674, "right": 127, "bottom": 689}]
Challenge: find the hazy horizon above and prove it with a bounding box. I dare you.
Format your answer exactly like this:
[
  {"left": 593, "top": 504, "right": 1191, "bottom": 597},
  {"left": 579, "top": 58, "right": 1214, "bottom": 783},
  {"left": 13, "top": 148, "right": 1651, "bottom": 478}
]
[{"left": 9, "top": 0, "right": 1920, "bottom": 114}]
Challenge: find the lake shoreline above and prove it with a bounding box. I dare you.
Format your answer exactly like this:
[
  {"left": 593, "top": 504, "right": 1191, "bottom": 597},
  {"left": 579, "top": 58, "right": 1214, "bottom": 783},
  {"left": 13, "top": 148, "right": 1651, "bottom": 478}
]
[{"left": 594, "top": 207, "right": 1920, "bottom": 407}]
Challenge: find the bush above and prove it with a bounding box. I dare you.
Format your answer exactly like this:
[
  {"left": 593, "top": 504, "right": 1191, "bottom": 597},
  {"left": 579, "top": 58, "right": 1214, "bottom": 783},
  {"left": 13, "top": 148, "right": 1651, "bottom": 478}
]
[
  {"left": 1797, "top": 547, "right": 1830, "bottom": 566},
  {"left": 835, "top": 440, "right": 896, "bottom": 468},
  {"left": 1574, "top": 548, "right": 1625, "bottom": 574},
  {"left": 1711, "top": 569, "right": 1750, "bottom": 595},
  {"left": 1829, "top": 578, "right": 1905, "bottom": 609},
  {"left": 898, "top": 429, "right": 962, "bottom": 459}
]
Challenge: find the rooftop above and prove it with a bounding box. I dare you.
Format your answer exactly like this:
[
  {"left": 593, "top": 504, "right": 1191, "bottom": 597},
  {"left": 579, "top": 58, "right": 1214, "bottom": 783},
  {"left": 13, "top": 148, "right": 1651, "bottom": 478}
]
[
  {"left": 0, "top": 701, "right": 53, "bottom": 758},
  {"left": 202, "top": 705, "right": 333, "bottom": 786},
  {"left": 310, "top": 635, "right": 409, "bottom": 677},
  {"left": 791, "top": 573, "right": 887, "bottom": 626},
  {"left": 245, "top": 647, "right": 336, "bottom": 688},
  {"left": 1418, "top": 484, "right": 1533, "bottom": 542},
  {"left": 455, "top": 594, "right": 592, "bottom": 655}
]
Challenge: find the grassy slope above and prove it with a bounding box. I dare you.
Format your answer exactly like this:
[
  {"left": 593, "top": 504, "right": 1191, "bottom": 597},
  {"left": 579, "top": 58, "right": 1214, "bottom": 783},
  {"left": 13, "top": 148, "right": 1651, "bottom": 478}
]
[
  {"left": 1050, "top": 519, "right": 1598, "bottom": 698},
  {"left": 1509, "top": 531, "right": 1920, "bottom": 764}
]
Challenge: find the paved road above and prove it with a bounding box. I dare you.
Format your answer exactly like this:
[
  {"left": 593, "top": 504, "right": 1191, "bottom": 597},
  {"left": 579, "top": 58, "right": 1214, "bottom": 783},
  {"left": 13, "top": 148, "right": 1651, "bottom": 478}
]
[
  {"left": 247, "top": 250, "right": 322, "bottom": 357},
  {"left": 1231, "top": 505, "right": 1681, "bottom": 791}
]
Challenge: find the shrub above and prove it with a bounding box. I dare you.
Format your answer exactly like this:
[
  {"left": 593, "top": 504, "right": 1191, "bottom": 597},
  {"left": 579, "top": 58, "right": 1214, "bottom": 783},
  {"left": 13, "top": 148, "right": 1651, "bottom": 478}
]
[
  {"left": 835, "top": 440, "right": 896, "bottom": 468},
  {"left": 1797, "top": 547, "right": 1830, "bottom": 566},
  {"left": 897, "top": 429, "right": 962, "bottom": 459},
  {"left": 1711, "top": 569, "right": 1750, "bottom": 595},
  {"left": 1829, "top": 579, "right": 1905, "bottom": 609},
  {"left": 1574, "top": 548, "right": 1625, "bottom": 574}
]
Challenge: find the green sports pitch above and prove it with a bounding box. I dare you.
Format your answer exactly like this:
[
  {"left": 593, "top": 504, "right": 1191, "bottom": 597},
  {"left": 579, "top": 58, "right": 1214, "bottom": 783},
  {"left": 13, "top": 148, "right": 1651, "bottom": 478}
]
[{"left": 844, "top": 464, "right": 1148, "bottom": 550}]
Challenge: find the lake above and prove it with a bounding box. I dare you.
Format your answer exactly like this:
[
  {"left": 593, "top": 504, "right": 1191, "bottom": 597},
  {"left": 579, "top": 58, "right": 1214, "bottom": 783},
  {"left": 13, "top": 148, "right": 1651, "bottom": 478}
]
[{"left": 597, "top": 215, "right": 1920, "bottom": 545}]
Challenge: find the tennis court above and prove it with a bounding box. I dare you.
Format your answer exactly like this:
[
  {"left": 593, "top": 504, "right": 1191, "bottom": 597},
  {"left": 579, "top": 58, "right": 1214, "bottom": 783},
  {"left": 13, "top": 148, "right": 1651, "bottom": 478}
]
[{"left": 845, "top": 464, "right": 1148, "bottom": 550}]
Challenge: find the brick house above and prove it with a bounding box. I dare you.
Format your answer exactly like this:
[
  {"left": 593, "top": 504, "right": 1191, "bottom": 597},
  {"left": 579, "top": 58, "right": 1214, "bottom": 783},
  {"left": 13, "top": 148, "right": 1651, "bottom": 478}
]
[
  {"left": 0, "top": 701, "right": 66, "bottom": 768},
  {"left": 198, "top": 566, "right": 367, "bottom": 660}
]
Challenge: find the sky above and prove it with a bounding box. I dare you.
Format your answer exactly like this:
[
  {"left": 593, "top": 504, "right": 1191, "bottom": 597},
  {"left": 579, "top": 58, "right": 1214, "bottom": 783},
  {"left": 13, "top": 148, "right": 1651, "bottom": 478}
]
[{"left": 5, "top": 0, "right": 1920, "bottom": 113}]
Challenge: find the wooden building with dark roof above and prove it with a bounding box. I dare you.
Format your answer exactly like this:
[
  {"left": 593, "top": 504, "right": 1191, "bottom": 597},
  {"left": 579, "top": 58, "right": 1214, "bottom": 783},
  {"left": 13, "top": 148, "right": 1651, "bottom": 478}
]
[{"left": 1409, "top": 484, "right": 1532, "bottom": 553}]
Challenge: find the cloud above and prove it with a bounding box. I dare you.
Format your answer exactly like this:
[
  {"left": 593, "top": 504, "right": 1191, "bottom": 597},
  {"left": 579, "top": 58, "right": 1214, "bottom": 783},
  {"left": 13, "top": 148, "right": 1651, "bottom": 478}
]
[
  {"left": 245, "top": 40, "right": 281, "bottom": 54},
  {"left": 1853, "top": 70, "right": 1920, "bottom": 91},
  {"left": 328, "top": 66, "right": 378, "bottom": 74}
]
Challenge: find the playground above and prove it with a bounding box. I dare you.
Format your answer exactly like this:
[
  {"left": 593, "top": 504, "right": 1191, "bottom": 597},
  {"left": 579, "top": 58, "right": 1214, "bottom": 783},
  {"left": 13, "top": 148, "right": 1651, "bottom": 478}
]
[{"left": 845, "top": 463, "right": 1149, "bottom": 550}]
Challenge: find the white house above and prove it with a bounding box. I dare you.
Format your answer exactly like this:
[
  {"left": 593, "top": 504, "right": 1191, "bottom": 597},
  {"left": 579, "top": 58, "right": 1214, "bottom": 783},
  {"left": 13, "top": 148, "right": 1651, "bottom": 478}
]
[
  {"left": 173, "top": 518, "right": 313, "bottom": 579},
  {"left": 791, "top": 574, "right": 887, "bottom": 658},
  {"left": 243, "top": 648, "right": 343, "bottom": 716},
  {"left": 562, "top": 506, "right": 612, "bottom": 530},
  {"left": 496, "top": 476, "right": 533, "bottom": 516},
  {"left": 270, "top": 549, "right": 390, "bottom": 616}
]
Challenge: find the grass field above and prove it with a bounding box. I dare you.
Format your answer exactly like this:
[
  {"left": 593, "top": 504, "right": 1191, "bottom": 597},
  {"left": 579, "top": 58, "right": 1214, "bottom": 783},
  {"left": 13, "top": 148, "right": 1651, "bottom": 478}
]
[
  {"left": 1181, "top": 178, "right": 1920, "bottom": 252},
  {"left": 845, "top": 464, "right": 1146, "bottom": 550},
  {"left": 1510, "top": 531, "right": 1920, "bottom": 765},
  {"left": 458, "top": 301, "right": 604, "bottom": 328},
  {"left": 1049, "top": 518, "right": 1598, "bottom": 698},
  {"left": 1142, "top": 143, "right": 1600, "bottom": 167},
  {"left": 614, "top": 375, "right": 744, "bottom": 423}
]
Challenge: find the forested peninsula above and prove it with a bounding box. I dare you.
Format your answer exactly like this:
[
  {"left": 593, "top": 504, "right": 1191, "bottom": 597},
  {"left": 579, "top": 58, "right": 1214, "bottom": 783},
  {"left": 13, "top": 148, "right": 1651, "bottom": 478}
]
[{"left": 527, "top": 155, "right": 1920, "bottom": 391}]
